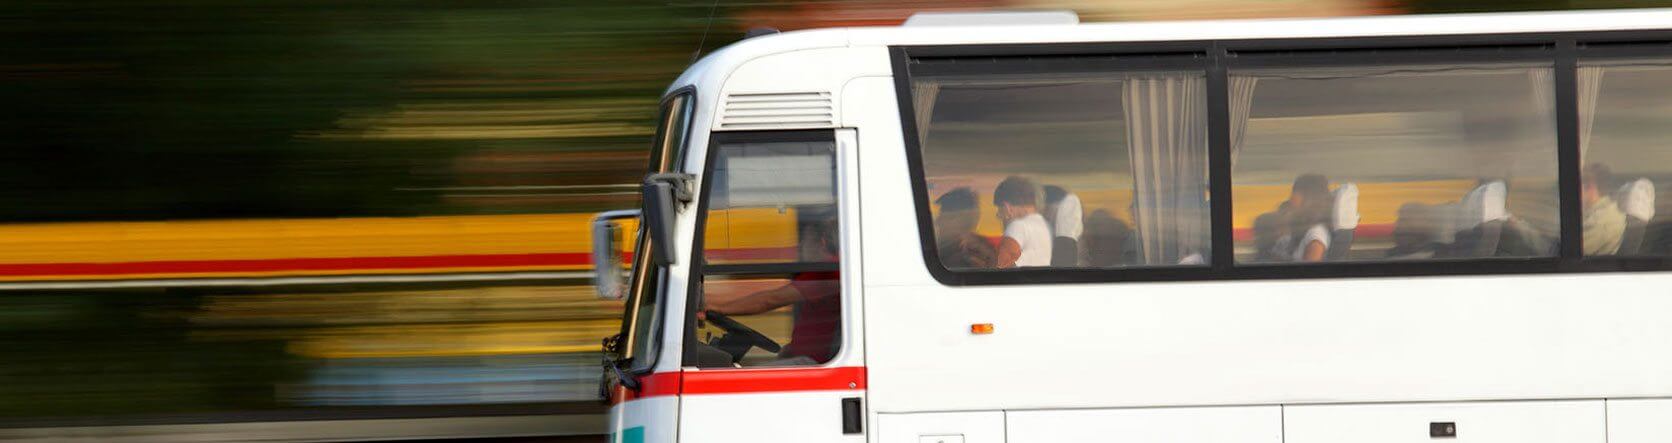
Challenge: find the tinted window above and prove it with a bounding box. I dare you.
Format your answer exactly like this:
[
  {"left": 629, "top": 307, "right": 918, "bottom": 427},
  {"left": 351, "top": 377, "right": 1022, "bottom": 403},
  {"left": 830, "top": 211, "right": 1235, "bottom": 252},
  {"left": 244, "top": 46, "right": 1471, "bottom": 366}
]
[
  {"left": 911, "top": 72, "right": 1212, "bottom": 270},
  {"left": 692, "top": 135, "right": 841, "bottom": 368},
  {"left": 702, "top": 140, "right": 838, "bottom": 265},
  {"left": 1229, "top": 63, "right": 1560, "bottom": 263},
  {"left": 1578, "top": 59, "right": 1672, "bottom": 256}
]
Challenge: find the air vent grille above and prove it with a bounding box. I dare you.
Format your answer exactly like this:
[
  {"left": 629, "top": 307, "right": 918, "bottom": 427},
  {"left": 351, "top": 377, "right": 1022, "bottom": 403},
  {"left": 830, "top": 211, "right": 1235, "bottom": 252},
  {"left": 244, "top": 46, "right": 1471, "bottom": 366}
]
[{"left": 719, "top": 92, "right": 834, "bottom": 130}]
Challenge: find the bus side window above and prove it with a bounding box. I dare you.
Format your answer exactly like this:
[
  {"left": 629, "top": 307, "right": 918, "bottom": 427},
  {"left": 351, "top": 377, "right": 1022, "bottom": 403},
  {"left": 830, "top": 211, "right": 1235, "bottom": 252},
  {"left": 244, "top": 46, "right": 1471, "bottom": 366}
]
[
  {"left": 1576, "top": 59, "right": 1672, "bottom": 257},
  {"left": 691, "top": 136, "right": 841, "bottom": 368},
  {"left": 910, "top": 71, "right": 1212, "bottom": 271},
  {"left": 1229, "top": 62, "right": 1561, "bottom": 263}
]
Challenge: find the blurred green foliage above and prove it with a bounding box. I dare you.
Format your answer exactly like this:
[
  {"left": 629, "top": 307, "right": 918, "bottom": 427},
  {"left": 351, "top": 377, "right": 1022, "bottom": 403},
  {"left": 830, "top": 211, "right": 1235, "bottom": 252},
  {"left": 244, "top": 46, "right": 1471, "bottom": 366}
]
[{"left": 0, "top": 0, "right": 735, "bottom": 222}]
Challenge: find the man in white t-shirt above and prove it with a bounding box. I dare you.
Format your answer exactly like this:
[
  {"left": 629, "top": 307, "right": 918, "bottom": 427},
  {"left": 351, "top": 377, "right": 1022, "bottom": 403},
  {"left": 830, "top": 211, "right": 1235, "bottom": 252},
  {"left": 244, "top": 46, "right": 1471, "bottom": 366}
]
[{"left": 993, "top": 176, "right": 1052, "bottom": 268}]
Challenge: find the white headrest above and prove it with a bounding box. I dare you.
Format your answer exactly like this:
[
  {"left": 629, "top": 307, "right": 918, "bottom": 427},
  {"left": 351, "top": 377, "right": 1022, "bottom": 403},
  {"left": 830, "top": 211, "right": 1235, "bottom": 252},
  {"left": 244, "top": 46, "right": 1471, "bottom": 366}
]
[
  {"left": 1617, "top": 178, "right": 1656, "bottom": 222},
  {"left": 1459, "top": 181, "right": 1508, "bottom": 228},
  {"left": 1332, "top": 183, "right": 1359, "bottom": 230},
  {"left": 1052, "top": 193, "right": 1084, "bottom": 239}
]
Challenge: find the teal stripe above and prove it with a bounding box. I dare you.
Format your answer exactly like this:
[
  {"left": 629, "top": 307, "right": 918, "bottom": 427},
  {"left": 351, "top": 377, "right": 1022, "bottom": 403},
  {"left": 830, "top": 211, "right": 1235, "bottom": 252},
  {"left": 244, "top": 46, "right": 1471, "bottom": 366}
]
[{"left": 612, "top": 426, "right": 645, "bottom": 443}]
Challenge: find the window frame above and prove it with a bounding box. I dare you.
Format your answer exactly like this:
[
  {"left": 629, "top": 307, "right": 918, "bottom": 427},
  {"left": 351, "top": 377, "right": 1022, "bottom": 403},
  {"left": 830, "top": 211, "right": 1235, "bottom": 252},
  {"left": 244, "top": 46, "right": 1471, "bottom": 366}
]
[
  {"left": 891, "top": 29, "right": 1672, "bottom": 286},
  {"left": 1575, "top": 38, "right": 1672, "bottom": 267},
  {"left": 681, "top": 129, "right": 844, "bottom": 367},
  {"left": 617, "top": 86, "right": 696, "bottom": 374}
]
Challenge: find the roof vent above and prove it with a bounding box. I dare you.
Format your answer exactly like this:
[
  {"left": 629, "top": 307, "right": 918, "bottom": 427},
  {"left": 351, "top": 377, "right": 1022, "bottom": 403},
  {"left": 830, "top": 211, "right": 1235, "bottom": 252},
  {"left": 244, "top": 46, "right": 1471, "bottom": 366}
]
[
  {"left": 719, "top": 92, "right": 834, "bottom": 130},
  {"left": 904, "top": 10, "right": 1079, "bottom": 27}
]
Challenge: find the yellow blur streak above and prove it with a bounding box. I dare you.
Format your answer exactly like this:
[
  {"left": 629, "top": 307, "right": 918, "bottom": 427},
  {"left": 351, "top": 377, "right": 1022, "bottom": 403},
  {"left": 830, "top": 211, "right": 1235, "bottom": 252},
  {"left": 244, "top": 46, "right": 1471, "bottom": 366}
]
[
  {"left": 0, "top": 213, "right": 607, "bottom": 265},
  {"left": 193, "top": 285, "right": 625, "bottom": 359},
  {"left": 285, "top": 320, "right": 617, "bottom": 359}
]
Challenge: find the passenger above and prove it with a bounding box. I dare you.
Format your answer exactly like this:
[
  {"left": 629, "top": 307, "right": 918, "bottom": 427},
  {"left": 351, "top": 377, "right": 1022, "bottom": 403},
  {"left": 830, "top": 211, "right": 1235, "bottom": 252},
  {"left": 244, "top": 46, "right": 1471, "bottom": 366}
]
[
  {"left": 1080, "top": 209, "right": 1132, "bottom": 267},
  {"left": 993, "top": 176, "right": 1052, "bottom": 268},
  {"left": 1582, "top": 163, "right": 1626, "bottom": 255},
  {"left": 1386, "top": 203, "right": 1445, "bottom": 259},
  {"left": 1042, "top": 185, "right": 1083, "bottom": 266},
  {"left": 1251, "top": 211, "right": 1286, "bottom": 262},
  {"left": 1269, "top": 174, "right": 1332, "bottom": 262},
  {"left": 934, "top": 187, "right": 997, "bottom": 269},
  {"left": 703, "top": 218, "right": 840, "bottom": 364}
]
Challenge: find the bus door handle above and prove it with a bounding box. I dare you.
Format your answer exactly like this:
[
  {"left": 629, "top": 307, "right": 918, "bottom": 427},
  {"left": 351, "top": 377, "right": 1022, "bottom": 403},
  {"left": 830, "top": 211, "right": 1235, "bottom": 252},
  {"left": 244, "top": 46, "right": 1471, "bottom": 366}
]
[{"left": 842, "top": 397, "right": 862, "bottom": 434}]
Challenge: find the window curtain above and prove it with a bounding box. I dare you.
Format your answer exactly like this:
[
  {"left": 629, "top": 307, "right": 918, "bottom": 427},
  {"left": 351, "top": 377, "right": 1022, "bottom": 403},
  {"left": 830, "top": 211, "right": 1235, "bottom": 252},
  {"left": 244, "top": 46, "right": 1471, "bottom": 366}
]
[
  {"left": 1227, "top": 76, "right": 1259, "bottom": 167},
  {"left": 1123, "top": 75, "right": 1210, "bottom": 264},
  {"left": 1576, "top": 66, "right": 1604, "bottom": 159},
  {"left": 911, "top": 80, "right": 941, "bottom": 148},
  {"left": 1528, "top": 67, "right": 1604, "bottom": 160}
]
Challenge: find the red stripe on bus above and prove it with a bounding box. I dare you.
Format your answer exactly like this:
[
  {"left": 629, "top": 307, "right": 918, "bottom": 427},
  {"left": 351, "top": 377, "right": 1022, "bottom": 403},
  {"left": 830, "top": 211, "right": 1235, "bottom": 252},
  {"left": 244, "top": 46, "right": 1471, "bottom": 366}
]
[
  {"left": 682, "top": 366, "right": 866, "bottom": 395},
  {"left": 610, "top": 371, "right": 683, "bottom": 405},
  {"left": 611, "top": 366, "right": 866, "bottom": 405}
]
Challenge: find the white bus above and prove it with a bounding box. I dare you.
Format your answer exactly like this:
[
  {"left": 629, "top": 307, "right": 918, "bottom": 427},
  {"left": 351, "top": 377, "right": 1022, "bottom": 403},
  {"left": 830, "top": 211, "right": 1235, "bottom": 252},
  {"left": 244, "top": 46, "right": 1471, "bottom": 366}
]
[{"left": 593, "top": 8, "right": 1672, "bottom": 443}]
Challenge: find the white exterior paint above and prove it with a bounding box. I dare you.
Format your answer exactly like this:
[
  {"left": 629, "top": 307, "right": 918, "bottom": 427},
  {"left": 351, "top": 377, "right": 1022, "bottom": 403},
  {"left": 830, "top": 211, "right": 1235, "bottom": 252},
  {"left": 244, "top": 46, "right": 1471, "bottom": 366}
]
[
  {"left": 609, "top": 396, "right": 680, "bottom": 443},
  {"left": 876, "top": 411, "right": 1005, "bottom": 443},
  {"left": 1006, "top": 406, "right": 1282, "bottom": 443},
  {"left": 611, "top": 8, "right": 1672, "bottom": 443},
  {"left": 1604, "top": 399, "right": 1672, "bottom": 443},
  {"left": 680, "top": 390, "right": 864, "bottom": 443},
  {"left": 1283, "top": 400, "right": 1606, "bottom": 443}
]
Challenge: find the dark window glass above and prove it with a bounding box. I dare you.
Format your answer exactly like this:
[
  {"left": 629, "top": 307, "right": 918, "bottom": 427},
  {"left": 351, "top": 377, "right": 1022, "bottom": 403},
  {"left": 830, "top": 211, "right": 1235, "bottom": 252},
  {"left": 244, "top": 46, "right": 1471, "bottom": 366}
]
[
  {"left": 1578, "top": 59, "right": 1672, "bottom": 257},
  {"left": 691, "top": 136, "right": 840, "bottom": 368},
  {"left": 1229, "top": 63, "right": 1559, "bottom": 263},
  {"left": 910, "top": 72, "right": 1212, "bottom": 270},
  {"left": 701, "top": 141, "right": 838, "bottom": 266}
]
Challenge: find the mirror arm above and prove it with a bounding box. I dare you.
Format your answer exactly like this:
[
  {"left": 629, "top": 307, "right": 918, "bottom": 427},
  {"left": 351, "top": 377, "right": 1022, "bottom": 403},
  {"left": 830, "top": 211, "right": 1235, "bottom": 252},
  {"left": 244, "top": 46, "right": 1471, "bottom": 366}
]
[
  {"left": 646, "top": 173, "right": 695, "bottom": 205},
  {"left": 611, "top": 361, "right": 641, "bottom": 391}
]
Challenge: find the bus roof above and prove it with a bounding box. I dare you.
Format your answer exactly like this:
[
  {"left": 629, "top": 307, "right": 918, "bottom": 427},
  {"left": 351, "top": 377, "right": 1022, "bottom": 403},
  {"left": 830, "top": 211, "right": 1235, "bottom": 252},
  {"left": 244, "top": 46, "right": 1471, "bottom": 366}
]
[
  {"left": 671, "top": 7, "right": 1672, "bottom": 95},
  {"left": 847, "top": 7, "right": 1672, "bottom": 46}
]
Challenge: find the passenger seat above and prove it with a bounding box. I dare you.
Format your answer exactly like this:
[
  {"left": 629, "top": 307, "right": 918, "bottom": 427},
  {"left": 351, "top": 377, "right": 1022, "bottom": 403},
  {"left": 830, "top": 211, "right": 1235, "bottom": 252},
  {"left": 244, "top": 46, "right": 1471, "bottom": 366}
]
[
  {"left": 1616, "top": 178, "right": 1655, "bottom": 256},
  {"left": 1447, "top": 181, "right": 1508, "bottom": 258},
  {"left": 1327, "top": 182, "right": 1359, "bottom": 261}
]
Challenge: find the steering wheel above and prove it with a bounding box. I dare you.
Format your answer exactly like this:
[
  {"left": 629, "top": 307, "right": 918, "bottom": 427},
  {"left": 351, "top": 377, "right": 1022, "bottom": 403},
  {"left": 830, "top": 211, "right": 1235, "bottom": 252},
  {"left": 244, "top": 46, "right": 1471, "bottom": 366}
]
[{"left": 703, "top": 310, "right": 782, "bottom": 363}]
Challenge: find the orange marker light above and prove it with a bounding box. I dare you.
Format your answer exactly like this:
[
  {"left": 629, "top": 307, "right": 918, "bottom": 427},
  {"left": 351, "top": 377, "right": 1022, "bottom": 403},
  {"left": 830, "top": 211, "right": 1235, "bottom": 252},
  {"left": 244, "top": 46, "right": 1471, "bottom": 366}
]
[{"left": 970, "top": 323, "right": 995, "bottom": 335}]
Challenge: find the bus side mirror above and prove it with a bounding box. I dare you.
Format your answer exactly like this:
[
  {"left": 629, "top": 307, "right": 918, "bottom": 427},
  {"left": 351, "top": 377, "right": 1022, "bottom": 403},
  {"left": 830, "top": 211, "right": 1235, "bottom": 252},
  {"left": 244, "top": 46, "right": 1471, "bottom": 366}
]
[
  {"left": 643, "top": 173, "right": 694, "bottom": 267},
  {"left": 591, "top": 209, "right": 639, "bottom": 300}
]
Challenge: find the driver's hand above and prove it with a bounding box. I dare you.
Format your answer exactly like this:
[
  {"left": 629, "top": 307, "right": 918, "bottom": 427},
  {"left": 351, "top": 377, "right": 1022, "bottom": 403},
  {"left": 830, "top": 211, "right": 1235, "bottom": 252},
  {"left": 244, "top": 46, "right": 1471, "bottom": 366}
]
[{"left": 696, "top": 309, "right": 708, "bottom": 320}]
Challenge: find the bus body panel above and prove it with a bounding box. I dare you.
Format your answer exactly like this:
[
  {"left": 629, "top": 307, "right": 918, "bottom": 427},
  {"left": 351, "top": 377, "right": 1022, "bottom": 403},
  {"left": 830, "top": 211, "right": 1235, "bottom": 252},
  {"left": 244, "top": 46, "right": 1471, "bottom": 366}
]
[
  {"left": 608, "top": 396, "right": 679, "bottom": 443},
  {"left": 680, "top": 390, "right": 864, "bottom": 443},
  {"left": 875, "top": 411, "right": 1004, "bottom": 443},
  {"left": 711, "top": 47, "right": 891, "bottom": 132},
  {"left": 863, "top": 273, "right": 1672, "bottom": 412},
  {"left": 1283, "top": 400, "right": 1605, "bottom": 443},
  {"left": 846, "top": 71, "right": 936, "bottom": 289},
  {"left": 1005, "top": 406, "right": 1281, "bottom": 443},
  {"left": 1606, "top": 399, "right": 1672, "bottom": 443}
]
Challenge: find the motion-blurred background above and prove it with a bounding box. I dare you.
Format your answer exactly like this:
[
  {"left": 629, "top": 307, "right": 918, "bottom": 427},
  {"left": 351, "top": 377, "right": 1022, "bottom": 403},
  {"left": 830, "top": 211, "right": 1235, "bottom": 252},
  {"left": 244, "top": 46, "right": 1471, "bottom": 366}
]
[{"left": 0, "top": 0, "right": 1661, "bottom": 440}]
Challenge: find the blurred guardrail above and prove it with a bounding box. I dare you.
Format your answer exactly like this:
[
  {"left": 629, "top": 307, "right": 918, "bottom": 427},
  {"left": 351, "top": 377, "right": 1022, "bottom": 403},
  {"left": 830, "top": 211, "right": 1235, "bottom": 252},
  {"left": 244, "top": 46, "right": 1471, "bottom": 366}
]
[{"left": 0, "top": 274, "right": 619, "bottom": 442}]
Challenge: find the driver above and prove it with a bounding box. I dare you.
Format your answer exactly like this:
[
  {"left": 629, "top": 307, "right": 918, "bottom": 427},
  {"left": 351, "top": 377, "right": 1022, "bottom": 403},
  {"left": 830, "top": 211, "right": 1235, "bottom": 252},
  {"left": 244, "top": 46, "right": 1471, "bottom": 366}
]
[{"left": 702, "top": 218, "right": 840, "bottom": 365}]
